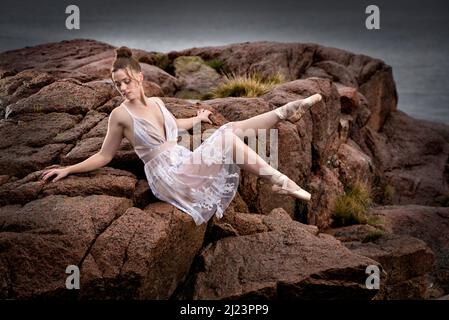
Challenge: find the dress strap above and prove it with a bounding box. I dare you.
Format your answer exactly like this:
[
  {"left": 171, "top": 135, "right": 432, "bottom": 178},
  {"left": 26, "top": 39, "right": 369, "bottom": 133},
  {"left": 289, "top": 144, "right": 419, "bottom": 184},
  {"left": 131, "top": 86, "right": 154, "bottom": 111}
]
[
  {"left": 122, "top": 104, "right": 133, "bottom": 117},
  {"left": 152, "top": 98, "right": 164, "bottom": 110}
]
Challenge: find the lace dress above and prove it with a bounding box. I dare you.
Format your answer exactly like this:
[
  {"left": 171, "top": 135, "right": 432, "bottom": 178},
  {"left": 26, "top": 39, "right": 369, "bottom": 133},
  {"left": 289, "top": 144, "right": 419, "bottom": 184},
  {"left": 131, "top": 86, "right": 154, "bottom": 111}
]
[{"left": 122, "top": 98, "right": 241, "bottom": 225}]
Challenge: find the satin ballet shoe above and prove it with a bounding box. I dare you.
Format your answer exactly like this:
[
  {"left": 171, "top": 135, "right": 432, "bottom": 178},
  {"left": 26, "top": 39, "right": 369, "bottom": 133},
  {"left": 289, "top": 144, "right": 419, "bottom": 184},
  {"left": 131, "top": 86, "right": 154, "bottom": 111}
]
[
  {"left": 270, "top": 173, "right": 312, "bottom": 202},
  {"left": 274, "top": 93, "right": 323, "bottom": 122}
]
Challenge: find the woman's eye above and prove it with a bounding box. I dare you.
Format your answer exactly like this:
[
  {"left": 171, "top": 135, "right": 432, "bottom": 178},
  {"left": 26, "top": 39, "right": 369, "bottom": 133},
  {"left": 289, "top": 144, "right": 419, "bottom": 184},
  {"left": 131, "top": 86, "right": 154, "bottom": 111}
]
[{"left": 125, "top": 80, "right": 130, "bottom": 84}]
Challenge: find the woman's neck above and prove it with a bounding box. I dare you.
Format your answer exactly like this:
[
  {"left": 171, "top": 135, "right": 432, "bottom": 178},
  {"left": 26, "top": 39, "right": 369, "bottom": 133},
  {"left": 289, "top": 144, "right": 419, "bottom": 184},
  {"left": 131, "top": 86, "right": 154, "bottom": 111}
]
[{"left": 127, "top": 94, "right": 150, "bottom": 108}]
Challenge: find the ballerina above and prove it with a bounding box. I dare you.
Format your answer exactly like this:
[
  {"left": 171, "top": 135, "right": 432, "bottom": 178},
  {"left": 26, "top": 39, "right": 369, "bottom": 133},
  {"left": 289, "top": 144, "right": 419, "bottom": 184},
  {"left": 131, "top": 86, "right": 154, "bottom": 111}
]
[{"left": 40, "top": 46, "right": 322, "bottom": 225}]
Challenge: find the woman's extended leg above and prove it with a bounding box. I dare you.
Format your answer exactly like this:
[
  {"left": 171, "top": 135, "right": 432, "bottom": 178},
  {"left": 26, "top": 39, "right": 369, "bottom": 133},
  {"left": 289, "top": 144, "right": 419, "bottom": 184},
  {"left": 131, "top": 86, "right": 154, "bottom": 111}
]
[
  {"left": 230, "top": 109, "right": 281, "bottom": 138},
  {"left": 228, "top": 131, "right": 311, "bottom": 201},
  {"left": 229, "top": 93, "right": 322, "bottom": 138}
]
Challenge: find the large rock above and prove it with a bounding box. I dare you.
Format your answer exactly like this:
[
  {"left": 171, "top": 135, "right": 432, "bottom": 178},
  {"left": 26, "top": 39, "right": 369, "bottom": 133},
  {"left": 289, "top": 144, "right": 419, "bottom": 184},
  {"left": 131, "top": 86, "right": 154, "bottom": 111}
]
[
  {"left": 0, "top": 167, "right": 137, "bottom": 206},
  {"left": 314, "top": 60, "right": 358, "bottom": 88},
  {"left": 308, "top": 166, "right": 345, "bottom": 229},
  {"left": 52, "top": 110, "right": 108, "bottom": 144},
  {"left": 170, "top": 41, "right": 397, "bottom": 132},
  {"left": 369, "top": 205, "right": 449, "bottom": 292},
  {"left": 177, "top": 209, "right": 381, "bottom": 300},
  {"left": 0, "top": 112, "right": 81, "bottom": 177},
  {"left": 168, "top": 41, "right": 315, "bottom": 82},
  {"left": 333, "top": 226, "right": 435, "bottom": 300},
  {"left": 335, "top": 139, "right": 374, "bottom": 187},
  {"left": 358, "top": 66, "right": 397, "bottom": 131},
  {"left": 355, "top": 111, "right": 449, "bottom": 205},
  {"left": 5, "top": 80, "right": 114, "bottom": 118},
  {"left": 0, "top": 195, "right": 206, "bottom": 299},
  {"left": 79, "top": 202, "right": 206, "bottom": 299},
  {"left": 0, "top": 112, "right": 81, "bottom": 149},
  {"left": 0, "top": 39, "right": 114, "bottom": 75},
  {"left": 336, "top": 84, "right": 371, "bottom": 132},
  {"left": 0, "top": 70, "right": 55, "bottom": 116},
  {"left": 204, "top": 97, "right": 271, "bottom": 123},
  {"left": 0, "top": 194, "right": 132, "bottom": 298},
  {"left": 205, "top": 207, "right": 318, "bottom": 244},
  {"left": 173, "top": 56, "right": 224, "bottom": 99},
  {"left": 0, "top": 144, "right": 67, "bottom": 178},
  {"left": 140, "top": 63, "right": 180, "bottom": 96}
]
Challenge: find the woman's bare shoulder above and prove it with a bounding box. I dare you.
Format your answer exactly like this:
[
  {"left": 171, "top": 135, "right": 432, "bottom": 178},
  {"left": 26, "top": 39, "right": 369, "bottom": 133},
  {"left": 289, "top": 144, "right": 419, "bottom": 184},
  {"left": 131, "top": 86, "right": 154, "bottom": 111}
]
[{"left": 110, "top": 104, "right": 130, "bottom": 126}]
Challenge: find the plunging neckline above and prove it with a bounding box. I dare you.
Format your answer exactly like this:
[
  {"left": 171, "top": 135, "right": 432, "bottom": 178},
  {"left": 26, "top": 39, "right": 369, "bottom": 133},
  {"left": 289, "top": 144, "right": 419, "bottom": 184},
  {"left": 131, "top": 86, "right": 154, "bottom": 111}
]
[{"left": 124, "top": 98, "right": 167, "bottom": 142}]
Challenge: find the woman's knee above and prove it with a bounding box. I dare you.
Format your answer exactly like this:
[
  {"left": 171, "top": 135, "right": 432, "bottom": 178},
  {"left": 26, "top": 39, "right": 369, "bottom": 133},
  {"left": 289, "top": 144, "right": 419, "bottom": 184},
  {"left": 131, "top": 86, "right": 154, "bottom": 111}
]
[
  {"left": 225, "top": 121, "right": 237, "bottom": 132},
  {"left": 225, "top": 121, "right": 245, "bottom": 139}
]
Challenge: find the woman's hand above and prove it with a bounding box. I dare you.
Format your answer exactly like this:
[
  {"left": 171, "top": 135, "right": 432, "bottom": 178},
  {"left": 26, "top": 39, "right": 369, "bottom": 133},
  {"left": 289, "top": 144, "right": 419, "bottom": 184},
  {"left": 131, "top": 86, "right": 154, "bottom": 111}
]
[
  {"left": 196, "top": 108, "right": 213, "bottom": 124},
  {"left": 40, "top": 167, "right": 70, "bottom": 183}
]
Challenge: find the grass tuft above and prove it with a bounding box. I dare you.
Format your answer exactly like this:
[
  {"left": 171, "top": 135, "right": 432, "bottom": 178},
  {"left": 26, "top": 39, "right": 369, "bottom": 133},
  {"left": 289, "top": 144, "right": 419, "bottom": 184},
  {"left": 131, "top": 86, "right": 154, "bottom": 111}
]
[
  {"left": 211, "top": 71, "right": 284, "bottom": 98},
  {"left": 332, "top": 180, "right": 373, "bottom": 227}
]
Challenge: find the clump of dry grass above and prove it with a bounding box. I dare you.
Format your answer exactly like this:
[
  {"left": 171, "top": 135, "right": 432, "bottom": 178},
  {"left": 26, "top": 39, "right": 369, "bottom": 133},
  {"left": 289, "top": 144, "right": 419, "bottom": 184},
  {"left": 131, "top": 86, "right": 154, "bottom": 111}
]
[
  {"left": 211, "top": 71, "right": 284, "bottom": 98},
  {"left": 332, "top": 180, "right": 373, "bottom": 227}
]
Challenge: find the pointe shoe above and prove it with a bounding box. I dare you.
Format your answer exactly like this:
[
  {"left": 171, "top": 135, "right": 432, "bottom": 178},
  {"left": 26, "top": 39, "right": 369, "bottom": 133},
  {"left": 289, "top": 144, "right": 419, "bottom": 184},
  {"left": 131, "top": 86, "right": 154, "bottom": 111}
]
[
  {"left": 275, "top": 93, "right": 323, "bottom": 122},
  {"left": 270, "top": 173, "right": 312, "bottom": 202}
]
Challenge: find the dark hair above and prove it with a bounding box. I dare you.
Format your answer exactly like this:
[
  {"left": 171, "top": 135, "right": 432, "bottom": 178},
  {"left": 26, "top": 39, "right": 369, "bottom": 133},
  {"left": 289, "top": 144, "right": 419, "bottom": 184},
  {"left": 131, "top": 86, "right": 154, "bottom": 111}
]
[{"left": 111, "top": 46, "right": 141, "bottom": 79}]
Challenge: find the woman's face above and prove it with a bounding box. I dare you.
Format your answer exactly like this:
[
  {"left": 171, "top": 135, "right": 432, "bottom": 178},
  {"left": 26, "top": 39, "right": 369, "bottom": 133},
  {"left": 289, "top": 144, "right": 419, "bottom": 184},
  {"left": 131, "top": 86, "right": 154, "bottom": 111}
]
[{"left": 112, "top": 68, "right": 143, "bottom": 100}]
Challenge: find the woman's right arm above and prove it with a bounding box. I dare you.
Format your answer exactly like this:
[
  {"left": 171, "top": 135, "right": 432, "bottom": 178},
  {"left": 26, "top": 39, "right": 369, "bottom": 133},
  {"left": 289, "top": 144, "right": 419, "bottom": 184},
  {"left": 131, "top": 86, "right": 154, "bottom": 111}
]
[{"left": 41, "top": 109, "right": 124, "bottom": 182}]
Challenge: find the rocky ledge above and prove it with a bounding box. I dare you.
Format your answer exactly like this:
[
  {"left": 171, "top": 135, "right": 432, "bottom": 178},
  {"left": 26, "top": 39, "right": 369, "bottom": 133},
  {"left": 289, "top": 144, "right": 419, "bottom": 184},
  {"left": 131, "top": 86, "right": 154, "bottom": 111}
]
[{"left": 0, "top": 39, "right": 447, "bottom": 299}]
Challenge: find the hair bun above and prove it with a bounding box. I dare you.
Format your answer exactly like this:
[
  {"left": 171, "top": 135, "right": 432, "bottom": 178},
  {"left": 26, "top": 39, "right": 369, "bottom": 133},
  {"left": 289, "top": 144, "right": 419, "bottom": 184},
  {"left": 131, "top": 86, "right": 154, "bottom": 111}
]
[{"left": 115, "top": 46, "right": 133, "bottom": 58}]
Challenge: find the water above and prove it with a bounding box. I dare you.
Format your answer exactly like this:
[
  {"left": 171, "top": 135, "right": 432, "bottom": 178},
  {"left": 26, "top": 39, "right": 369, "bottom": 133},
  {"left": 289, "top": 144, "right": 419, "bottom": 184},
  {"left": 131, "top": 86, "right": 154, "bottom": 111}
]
[{"left": 1, "top": 0, "right": 448, "bottom": 124}]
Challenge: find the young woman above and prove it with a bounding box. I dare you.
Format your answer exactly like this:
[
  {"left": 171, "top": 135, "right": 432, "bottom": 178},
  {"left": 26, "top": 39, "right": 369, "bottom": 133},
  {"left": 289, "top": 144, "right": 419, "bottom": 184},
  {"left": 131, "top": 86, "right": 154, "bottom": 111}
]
[{"left": 40, "top": 46, "right": 322, "bottom": 225}]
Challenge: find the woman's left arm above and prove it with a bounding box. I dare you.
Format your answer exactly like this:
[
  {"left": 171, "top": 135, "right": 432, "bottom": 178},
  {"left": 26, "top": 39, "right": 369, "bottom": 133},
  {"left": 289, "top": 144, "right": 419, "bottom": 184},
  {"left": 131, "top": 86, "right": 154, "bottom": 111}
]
[{"left": 175, "top": 109, "right": 213, "bottom": 130}]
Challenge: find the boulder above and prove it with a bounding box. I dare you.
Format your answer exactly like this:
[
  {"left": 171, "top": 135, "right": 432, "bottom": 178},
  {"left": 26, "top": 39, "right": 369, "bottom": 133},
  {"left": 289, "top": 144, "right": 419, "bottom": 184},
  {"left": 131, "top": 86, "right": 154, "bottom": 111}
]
[
  {"left": 5, "top": 80, "right": 113, "bottom": 118},
  {"left": 345, "top": 233, "right": 435, "bottom": 299},
  {"left": 0, "top": 167, "right": 137, "bottom": 206},
  {"left": 176, "top": 209, "right": 381, "bottom": 300},
  {"left": 0, "top": 70, "right": 55, "bottom": 117},
  {"left": 355, "top": 111, "right": 449, "bottom": 205},
  {"left": 0, "top": 195, "right": 206, "bottom": 299},
  {"left": 79, "top": 202, "right": 207, "bottom": 299},
  {"left": 173, "top": 56, "right": 224, "bottom": 99},
  {"left": 369, "top": 205, "right": 449, "bottom": 292},
  {"left": 0, "top": 194, "right": 132, "bottom": 299},
  {"left": 140, "top": 63, "right": 180, "bottom": 96}
]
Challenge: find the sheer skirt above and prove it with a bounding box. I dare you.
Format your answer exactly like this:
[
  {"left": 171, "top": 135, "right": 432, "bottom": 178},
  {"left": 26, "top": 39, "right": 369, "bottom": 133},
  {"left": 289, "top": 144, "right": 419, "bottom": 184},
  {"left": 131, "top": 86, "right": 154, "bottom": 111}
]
[{"left": 144, "top": 123, "right": 241, "bottom": 225}]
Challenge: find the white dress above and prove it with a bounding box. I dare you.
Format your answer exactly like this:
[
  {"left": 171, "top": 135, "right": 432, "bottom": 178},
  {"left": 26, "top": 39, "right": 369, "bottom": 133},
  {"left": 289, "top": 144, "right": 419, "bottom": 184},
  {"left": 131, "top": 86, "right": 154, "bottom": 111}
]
[{"left": 122, "top": 99, "right": 241, "bottom": 225}]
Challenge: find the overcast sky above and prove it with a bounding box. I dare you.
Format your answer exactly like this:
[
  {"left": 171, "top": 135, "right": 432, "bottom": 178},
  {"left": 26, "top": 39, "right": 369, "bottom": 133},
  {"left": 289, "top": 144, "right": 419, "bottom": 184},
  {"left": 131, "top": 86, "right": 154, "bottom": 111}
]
[
  {"left": 1, "top": 0, "right": 448, "bottom": 122},
  {"left": 0, "top": 0, "right": 447, "bottom": 54}
]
